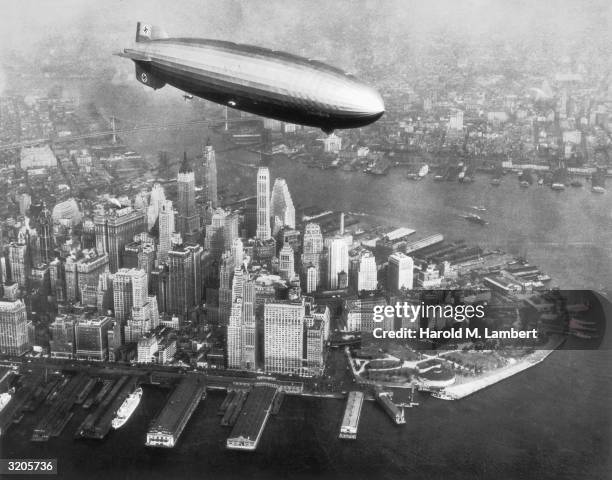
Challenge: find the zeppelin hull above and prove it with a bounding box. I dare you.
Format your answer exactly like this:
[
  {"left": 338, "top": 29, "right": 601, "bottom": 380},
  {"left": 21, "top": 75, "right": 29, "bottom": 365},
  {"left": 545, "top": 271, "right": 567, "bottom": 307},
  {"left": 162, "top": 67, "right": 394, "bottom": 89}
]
[{"left": 125, "top": 37, "right": 385, "bottom": 132}]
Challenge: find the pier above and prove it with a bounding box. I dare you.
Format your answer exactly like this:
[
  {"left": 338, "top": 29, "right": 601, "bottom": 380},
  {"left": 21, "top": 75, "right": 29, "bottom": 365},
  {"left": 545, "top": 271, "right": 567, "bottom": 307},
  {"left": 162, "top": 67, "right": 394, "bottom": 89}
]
[
  {"left": 76, "top": 376, "right": 130, "bottom": 439},
  {"left": 226, "top": 385, "right": 277, "bottom": 451},
  {"left": 339, "top": 391, "right": 364, "bottom": 440},
  {"left": 146, "top": 377, "right": 206, "bottom": 448}
]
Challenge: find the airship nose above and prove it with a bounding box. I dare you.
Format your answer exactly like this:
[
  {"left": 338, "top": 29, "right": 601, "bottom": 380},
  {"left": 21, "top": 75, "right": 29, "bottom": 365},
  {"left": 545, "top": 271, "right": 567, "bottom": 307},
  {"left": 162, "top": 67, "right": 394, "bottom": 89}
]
[{"left": 359, "top": 86, "right": 385, "bottom": 116}]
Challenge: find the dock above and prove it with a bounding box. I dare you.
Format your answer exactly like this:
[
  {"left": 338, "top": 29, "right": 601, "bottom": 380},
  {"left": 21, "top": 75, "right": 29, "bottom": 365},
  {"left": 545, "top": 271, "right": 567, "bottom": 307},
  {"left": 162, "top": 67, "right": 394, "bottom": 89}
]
[
  {"left": 32, "top": 373, "right": 88, "bottom": 442},
  {"left": 146, "top": 377, "right": 206, "bottom": 448},
  {"left": 75, "top": 376, "right": 130, "bottom": 439},
  {"left": 226, "top": 386, "right": 277, "bottom": 451},
  {"left": 339, "top": 391, "right": 364, "bottom": 440},
  {"left": 220, "top": 390, "right": 248, "bottom": 426}
]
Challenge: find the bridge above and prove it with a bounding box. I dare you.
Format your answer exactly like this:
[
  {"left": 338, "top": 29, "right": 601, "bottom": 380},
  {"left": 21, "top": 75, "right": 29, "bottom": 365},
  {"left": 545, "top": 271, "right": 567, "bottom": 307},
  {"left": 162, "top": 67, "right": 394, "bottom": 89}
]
[{"left": 0, "top": 113, "right": 262, "bottom": 152}]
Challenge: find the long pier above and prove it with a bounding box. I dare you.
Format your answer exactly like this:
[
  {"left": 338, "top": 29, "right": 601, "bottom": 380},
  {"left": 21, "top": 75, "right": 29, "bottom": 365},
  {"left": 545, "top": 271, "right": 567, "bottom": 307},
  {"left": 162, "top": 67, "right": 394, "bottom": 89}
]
[
  {"left": 226, "top": 386, "right": 277, "bottom": 451},
  {"left": 146, "top": 377, "right": 206, "bottom": 448},
  {"left": 339, "top": 391, "right": 364, "bottom": 440}
]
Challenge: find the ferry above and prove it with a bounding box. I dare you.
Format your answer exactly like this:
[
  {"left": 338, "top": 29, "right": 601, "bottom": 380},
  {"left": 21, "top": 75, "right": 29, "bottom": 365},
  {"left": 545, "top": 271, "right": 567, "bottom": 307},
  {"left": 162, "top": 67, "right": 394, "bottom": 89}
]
[
  {"left": 430, "top": 390, "right": 455, "bottom": 400},
  {"left": 111, "top": 387, "right": 142, "bottom": 429},
  {"left": 0, "top": 391, "right": 12, "bottom": 413}
]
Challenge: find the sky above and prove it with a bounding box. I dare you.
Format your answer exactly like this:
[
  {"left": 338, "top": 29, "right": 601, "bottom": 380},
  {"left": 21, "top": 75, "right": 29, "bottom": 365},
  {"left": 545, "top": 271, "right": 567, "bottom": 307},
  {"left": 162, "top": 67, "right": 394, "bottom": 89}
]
[{"left": 0, "top": 0, "right": 611, "bottom": 94}]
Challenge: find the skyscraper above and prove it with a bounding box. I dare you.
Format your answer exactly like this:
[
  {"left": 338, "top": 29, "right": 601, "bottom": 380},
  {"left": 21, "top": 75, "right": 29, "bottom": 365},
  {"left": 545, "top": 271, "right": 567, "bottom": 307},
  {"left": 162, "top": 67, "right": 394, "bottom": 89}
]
[
  {"left": 38, "top": 202, "right": 53, "bottom": 264},
  {"left": 95, "top": 205, "right": 145, "bottom": 273},
  {"left": 270, "top": 178, "right": 295, "bottom": 230},
  {"left": 203, "top": 141, "right": 218, "bottom": 208},
  {"left": 0, "top": 299, "right": 31, "bottom": 355},
  {"left": 387, "top": 252, "right": 414, "bottom": 292},
  {"left": 218, "top": 252, "right": 235, "bottom": 326},
  {"left": 147, "top": 183, "right": 166, "bottom": 231},
  {"left": 177, "top": 153, "right": 199, "bottom": 241},
  {"left": 227, "top": 267, "right": 256, "bottom": 370},
  {"left": 305, "top": 264, "right": 318, "bottom": 293},
  {"left": 167, "top": 243, "right": 202, "bottom": 317},
  {"left": 157, "top": 199, "right": 175, "bottom": 265},
  {"left": 113, "top": 268, "right": 148, "bottom": 323},
  {"left": 256, "top": 167, "right": 271, "bottom": 240},
  {"left": 355, "top": 252, "right": 378, "bottom": 292},
  {"left": 326, "top": 237, "right": 349, "bottom": 290},
  {"left": 75, "top": 315, "right": 113, "bottom": 361},
  {"left": 76, "top": 250, "right": 109, "bottom": 308},
  {"left": 204, "top": 208, "right": 239, "bottom": 258},
  {"left": 8, "top": 239, "right": 29, "bottom": 288},
  {"left": 302, "top": 222, "right": 323, "bottom": 276},
  {"left": 264, "top": 300, "right": 305, "bottom": 375},
  {"left": 279, "top": 244, "right": 295, "bottom": 280}
]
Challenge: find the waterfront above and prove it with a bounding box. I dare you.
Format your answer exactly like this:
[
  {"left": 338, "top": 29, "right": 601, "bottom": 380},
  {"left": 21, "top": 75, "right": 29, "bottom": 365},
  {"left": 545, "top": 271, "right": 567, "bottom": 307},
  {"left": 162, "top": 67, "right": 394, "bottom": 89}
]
[{"left": 1, "top": 348, "right": 610, "bottom": 479}]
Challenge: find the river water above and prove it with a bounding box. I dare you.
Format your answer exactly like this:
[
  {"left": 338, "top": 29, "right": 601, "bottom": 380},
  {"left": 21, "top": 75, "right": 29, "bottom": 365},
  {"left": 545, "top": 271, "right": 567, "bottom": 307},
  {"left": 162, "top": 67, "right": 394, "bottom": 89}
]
[{"left": 2, "top": 83, "right": 610, "bottom": 479}]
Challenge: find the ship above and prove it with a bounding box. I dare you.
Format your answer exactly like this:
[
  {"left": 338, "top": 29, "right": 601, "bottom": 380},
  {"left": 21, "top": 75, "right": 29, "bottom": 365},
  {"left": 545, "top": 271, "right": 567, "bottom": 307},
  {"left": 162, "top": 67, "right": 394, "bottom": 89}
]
[
  {"left": 592, "top": 185, "right": 605, "bottom": 194},
  {"left": 491, "top": 178, "right": 501, "bottom": 186},
  {"left": 470, "top": 205, "right": 486, "bottom": 212},
  {"left": 463, "top": 213, "right": 487, "bottom": 225},
  {"left": 418, "top": 164, "right": 429, "bottom": 178},
  {"left": 551, "top": 182, "right": 566, "bottom": 191},
  {"left": 111, "top": 387, "right": 142, "bottom": 429},
  {"left": 430, "top": 390, "right": 455, "bottom": 400},
  {"left": 0, "top": 391, "right": 12, "bottom": 413}
]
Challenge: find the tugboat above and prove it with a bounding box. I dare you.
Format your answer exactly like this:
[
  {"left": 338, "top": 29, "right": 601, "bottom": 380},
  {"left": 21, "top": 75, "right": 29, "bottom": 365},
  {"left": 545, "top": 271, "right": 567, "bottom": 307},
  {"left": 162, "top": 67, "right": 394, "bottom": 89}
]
[{"left": 462, "top": 213, "right": 488, "bottom": 225}]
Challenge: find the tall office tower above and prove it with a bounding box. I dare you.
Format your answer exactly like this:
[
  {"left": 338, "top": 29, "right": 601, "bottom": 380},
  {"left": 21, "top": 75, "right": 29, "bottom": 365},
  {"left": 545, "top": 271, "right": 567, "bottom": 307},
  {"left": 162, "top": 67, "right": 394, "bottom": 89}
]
[
  {"left": 147, "top": 183, "right": 166, "bottom": 231},
  {"left": 256, "top": 166, "right": 271, "bottom": 240},
  {"left": 264, "top": 300, "right": 305, "bottom": 375},
  {"left": 97, "top": 271, "right": 114, "bottom": 315},
  {"left": 279, "top": 244, "right": 295, "bottom": 280},
  {"left": 77, "top": 250, "right": 109, "bottom": 308},
  {"left": 305, "top": 264, "right": 318, "bottom": 293},
  {"left": 302, "top": 222, "right": 323, "bottom": 270},
  {"left": 38, "top": 202, "right": 53, "bottom": 263},
  {"left": 217, "top": 252, "right": 235, "bottom": 326},
  {"left": 8, "top": 239, "right": 29, "bottom": 288},
  {"left": 232, "top": 238, "right": 244, "bottom": 267},
  {"left": 157, "top": 200, "right": 175, "bottom": 265},
  {"left": 138, "top": 243, "right": 156, "bottom": 277},
  {"left": 0, "top": 299, "right": 31, "bottom": 355},
  {"left": 326, "top": 237, "right": 349, "bottom": 290},
  {"left": 204, "top": 208, "right": 239, "bottom": 258},
  {"left": 177, "top": 153, "right": 199, "bottom": 241},
  {"left": 49, "top": 258, "right": 65, "bottom": 302},
  {"left": 270, "top": 178, "right": 295, "bottom": 230},
  {"left": 202, "top": 141, "right": 218, "bottom": 208},
  {"left": 113, "top": 268, "right": 148, "bottom": 323},
  {"left": 75, "top": 315, "right": 113, "bottom": 361},
  {"left": 64, "top": 255, "right": 78, "bottom": 302},
  {"left": 49, "top": 314, "right": 76, "bottom": 358},
  {"left": 305, "top": 319, "right": 325, "bottom": 375},
  {"left": 227, "top": 266, "right": 256, "bottom": 369},
  {"left": 355, "top": 252, "right": 378, "bottom": 292},
  {"left": 387, "top": 252, "right": 414, "bottom": 293},
  {"left": 167, "top": 243, "right": 202, "bottom": 317},
  {"left": 94, "top": 205, "right": 145, "bottom": 273},
  {"left": 0, "top": 256, "right": 7, "bottom": 286}
]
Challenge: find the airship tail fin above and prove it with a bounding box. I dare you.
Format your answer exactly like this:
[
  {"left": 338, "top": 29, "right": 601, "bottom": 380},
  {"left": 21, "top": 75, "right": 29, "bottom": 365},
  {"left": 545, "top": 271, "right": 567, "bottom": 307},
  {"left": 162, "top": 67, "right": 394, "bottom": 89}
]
[{"left": 136, "top": 22, "right": 169, "bottom": 42}]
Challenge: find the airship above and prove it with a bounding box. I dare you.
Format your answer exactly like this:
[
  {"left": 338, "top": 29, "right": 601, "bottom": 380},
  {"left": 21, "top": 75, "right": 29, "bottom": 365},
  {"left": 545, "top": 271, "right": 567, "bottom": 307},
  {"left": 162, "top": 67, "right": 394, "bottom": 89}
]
[{"left": 117, "top": 23, "right": 384, "bottom": 133}]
